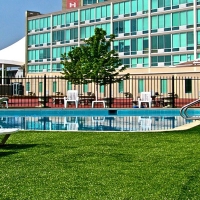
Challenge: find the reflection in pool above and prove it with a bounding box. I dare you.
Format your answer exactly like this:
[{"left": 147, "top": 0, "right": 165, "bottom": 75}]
[{"left": 0, "top": 115, "right": 193, "bottom": 131}]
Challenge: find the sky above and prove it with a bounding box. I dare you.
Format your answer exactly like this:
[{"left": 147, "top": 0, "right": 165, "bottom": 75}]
[{"left": 0, "top": 0, "right": 61, "bottom": 50}]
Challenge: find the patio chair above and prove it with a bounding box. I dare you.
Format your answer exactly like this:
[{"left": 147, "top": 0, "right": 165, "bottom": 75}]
[
  {"left": 64, "top": 90, "right": 79, "bottom": 108},
  {"left": 138, "top": 92, "right": 152, "bottom": 108},
  {"left": 0, "top": 97, "right": 9, "bottom": 108}
]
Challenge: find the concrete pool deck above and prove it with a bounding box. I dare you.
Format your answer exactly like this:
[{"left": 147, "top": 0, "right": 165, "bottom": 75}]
[{"left": 172, "top": 120, "right": 200, "bottom": 131}]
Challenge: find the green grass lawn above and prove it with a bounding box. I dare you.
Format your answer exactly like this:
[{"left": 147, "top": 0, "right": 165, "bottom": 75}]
[{"left": 0, "top": 127, "right": 200, "bottom": 200}]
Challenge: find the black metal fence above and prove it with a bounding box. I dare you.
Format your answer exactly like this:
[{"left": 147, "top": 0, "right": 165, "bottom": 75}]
[{"left": 0, "top": 75, "right": 200, "bottom": 108}]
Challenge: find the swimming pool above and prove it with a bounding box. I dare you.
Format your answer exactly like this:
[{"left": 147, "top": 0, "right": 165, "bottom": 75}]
[{"left": 0, "top": 108, "right": 199, "bottom": 131}]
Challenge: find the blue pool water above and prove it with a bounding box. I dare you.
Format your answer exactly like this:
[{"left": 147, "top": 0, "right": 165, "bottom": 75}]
[{"left": 0, "top": 108, "right": 199, "bottom": 131}]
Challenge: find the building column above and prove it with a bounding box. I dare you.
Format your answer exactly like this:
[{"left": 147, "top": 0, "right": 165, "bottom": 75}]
[
  {"left": 194, "top": 0, "right": 197, "bottom": 60},
  {"left": 148, "top": 0, "right": 151, "bottom": 71}
]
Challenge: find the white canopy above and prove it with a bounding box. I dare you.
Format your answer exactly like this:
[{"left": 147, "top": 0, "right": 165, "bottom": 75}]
[{"left": 0, "top": 37, "right": 25, "bottom": 66}]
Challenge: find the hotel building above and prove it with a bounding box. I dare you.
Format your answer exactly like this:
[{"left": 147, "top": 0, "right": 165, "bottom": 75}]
[
  {"left": 23, "top": 0, "right": 200, "bottom": 97},
  {"left": 26, "top": 0, "right": 200, "bottom": 78}
]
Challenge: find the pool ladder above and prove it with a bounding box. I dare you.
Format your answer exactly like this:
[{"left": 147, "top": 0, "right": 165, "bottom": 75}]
[{"left": 180, "top": 98, "right": 200, "bottom": 120}]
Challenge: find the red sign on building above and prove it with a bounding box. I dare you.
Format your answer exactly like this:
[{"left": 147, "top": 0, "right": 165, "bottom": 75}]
[{"left": 66, "top": 0, "right": 79, "bottom": 9}]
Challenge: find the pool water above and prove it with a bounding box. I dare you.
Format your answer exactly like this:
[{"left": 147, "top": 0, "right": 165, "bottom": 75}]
[{"left": 0, "top": 108, "right": 199, "bottom": 131}]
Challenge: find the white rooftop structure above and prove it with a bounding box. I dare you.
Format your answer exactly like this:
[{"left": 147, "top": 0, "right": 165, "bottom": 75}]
[
  {"left": 0, "top": 37, "right": 25, "bottom": 66},
  {"left": 0, "top": 37, "right": 25, "bottom": 84}
]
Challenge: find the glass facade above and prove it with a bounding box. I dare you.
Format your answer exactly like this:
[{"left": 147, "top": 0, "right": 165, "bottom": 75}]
[
  {"left": 82, "top": 1, "right": 108, "bottom": 5},
  {"left": 27, "top": 0, "right": 200, "bottom": 73}
]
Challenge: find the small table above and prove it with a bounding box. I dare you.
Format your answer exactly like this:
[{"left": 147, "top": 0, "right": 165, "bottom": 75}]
[
  {"left": 92, "top": 100, "right": 105, "bottom": 108},
  {"left": 79, "top": 96, "right": 95, "bottom": 105},
  {"left": 154, "top": 95, "right": 164, "bottom": 107},
  {"left": 52, "top": 97, "right": 64, "bottom": 104},
  {"left": 163, "top": 96, "right": 173, "bottom": 107},
  {"left": 102, "top": 97, "right": 114, "bottom": 108},
  {"left": 38, "top": 97, "right": 49, "bottom": 107}
]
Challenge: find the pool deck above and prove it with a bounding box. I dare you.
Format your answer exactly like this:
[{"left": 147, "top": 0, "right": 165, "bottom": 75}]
[{"left": 172, "top": 120, "right": 200, "bottom": 130}]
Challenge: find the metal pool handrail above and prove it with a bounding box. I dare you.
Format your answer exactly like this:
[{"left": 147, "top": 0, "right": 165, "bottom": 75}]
[{"left": 180, "top": 98, "right": 200, "bottom": 120}]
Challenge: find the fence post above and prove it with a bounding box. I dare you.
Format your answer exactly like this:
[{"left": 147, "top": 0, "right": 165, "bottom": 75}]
[
  {"left": 109, "top": 76, "right": 112, "bottom": 108},
  {"left": 172, "top": 75, "right": 175, "bottom": 108},
  {"left": 44, "top": 74, "right": 46, "bottom": 108}
]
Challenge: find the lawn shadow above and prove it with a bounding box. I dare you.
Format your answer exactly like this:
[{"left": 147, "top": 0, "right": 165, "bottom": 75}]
[
  {"left": 0, "top": 144, "right": 38, "bottom": 150},
  {"left": 0, "top": 151, "right": 18, "bottom": 157},
  {"left": 0, "top": 144, "right": 38, "bottom": 157}
]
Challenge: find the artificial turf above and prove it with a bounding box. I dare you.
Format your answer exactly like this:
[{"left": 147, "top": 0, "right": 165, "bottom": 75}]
[{"left": 0, "top": 127, "right": 200, "bottom": 199}]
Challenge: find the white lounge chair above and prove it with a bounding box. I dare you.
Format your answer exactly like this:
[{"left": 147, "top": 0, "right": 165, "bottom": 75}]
[
  {"left": 0, "top": 127, "right": 19, "bottom": 145},
  {"left": 64, "top": 90, "right": 79, "bottom": 108},
  {"left": 138, "top": 92, "right": 152, "bottom": 108},
  {"left": 0, "top": 97, "right": 8, "bottom": 108}
]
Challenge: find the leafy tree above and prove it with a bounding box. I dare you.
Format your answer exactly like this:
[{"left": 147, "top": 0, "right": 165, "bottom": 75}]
[
  {"left": 61, "top": 28, "right": 129, "bottom": 96},
  {"left": 60, "top": 47, "right": 87, "bottom": 85}
]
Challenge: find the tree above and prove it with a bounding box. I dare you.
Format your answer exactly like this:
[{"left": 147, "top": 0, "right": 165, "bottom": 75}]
[
  {"left": 60, "top": 47, "right": 87, "bottom": 85},
  {"left": 61, "top": 27, "right": 129, "bottom": 95}
]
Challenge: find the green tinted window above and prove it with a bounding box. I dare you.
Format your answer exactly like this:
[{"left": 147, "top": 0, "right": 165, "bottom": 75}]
[
  {"left": 39, "top": 82, "right": 43, "bottom": 93},
  {"left": 151, "top": 0, "right": 158, "bottom": 9},
  {"left": 124, "top": 1, "right": 130, "bottom": 14},
  {"left": 185, "top": 79, "right": 192, "bottom": 93},
  {"left": 137, "top": 38, "right": 143, "bottom": 51},
  {"left": 131, "top": 0, "right": 137, "bottom": 13},
  {"left": 35, "top": 19, "right": 39, "bottom": 29},
  {"left": 158, "top": 15, "right": 164, "bottom": 28},
  {"left": 131, "top": 58, "right": 137, "bottom": 68},
  {"left": 151, "top": 16, "right": 158, "bottom": 29},
  {"left": 164, "top": 14, "right": 171, "bottom": 28},
  {"left": 187, "top": 10, "right": 193, "bottom": 25},
  {"left": 172, "top": 34, "right": 179, "bottom": 48},
  {"left": 172, "top": 0, "right": 179, "bottom": 6},
  {"left": 172, "top": 13, "right": 179, "bottom": 27},
  {"left": 113, "top": 4, "right": 119, "bottom": 16},
  {"left": 26, "top": 82, "right": 30, "bottom": 92},
  {"left": 80, "top": 10, "right": 85, "bottom": 21},
  {"left": 143, "top": 57, "right": 149, "bottom": 67},
  {"left": 90, "top": 8, "right": 95, "bottom": 20},
  {"left": 180, "top": 11, "right": 186, "bottom": 26},
  {"left": 138, "top": 79, "right": 144, "bottom": 93},
  {"left": 96, "top": 7, "right": 101, "bottom": 19},
  {"left": 180, "top": 33, "right": 187, "bottom": 47},
  {"left": 119, "top": 81, "right": 124, "bottom": 93},
  {"left": 137, "top": 18, "right": 143, "bottom": 31},
  {"left": 83, "top": 84, "right": 88, "bottom": 93},
  {"left": 28, "top": 20, "right": 33, "bottom": 31},
  {"left": 161, "top": 79, "right": 167, "bottom": 94},
  {"left": 67, "top": 82, "right": 72, "bottom": 90},
  {"left": 100, "top": 85, "right": 104, "bottom": 93},
  {"left": 53, "top": 82, "right": 57, "bottom": 93},
  {"left": 124, "top": 20, "right": 130, "bottom": 33},
  {"left": 143, "top": 17, "right": 148, "bottom": 31},
  {"left": 158, "top": 36, "right": 164, "bottom": 49},
  {"left": 197, "top": 9, "right": 200, "bottom": 24},
  {"left": 187, "top": 32, "right": 194, "bottom": 47},
  {"left": 151, "top": 36, "right": 157, "bottom": 50},
  {"left": 197, "top": 31, "right": 200, "bottom": 45}
]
